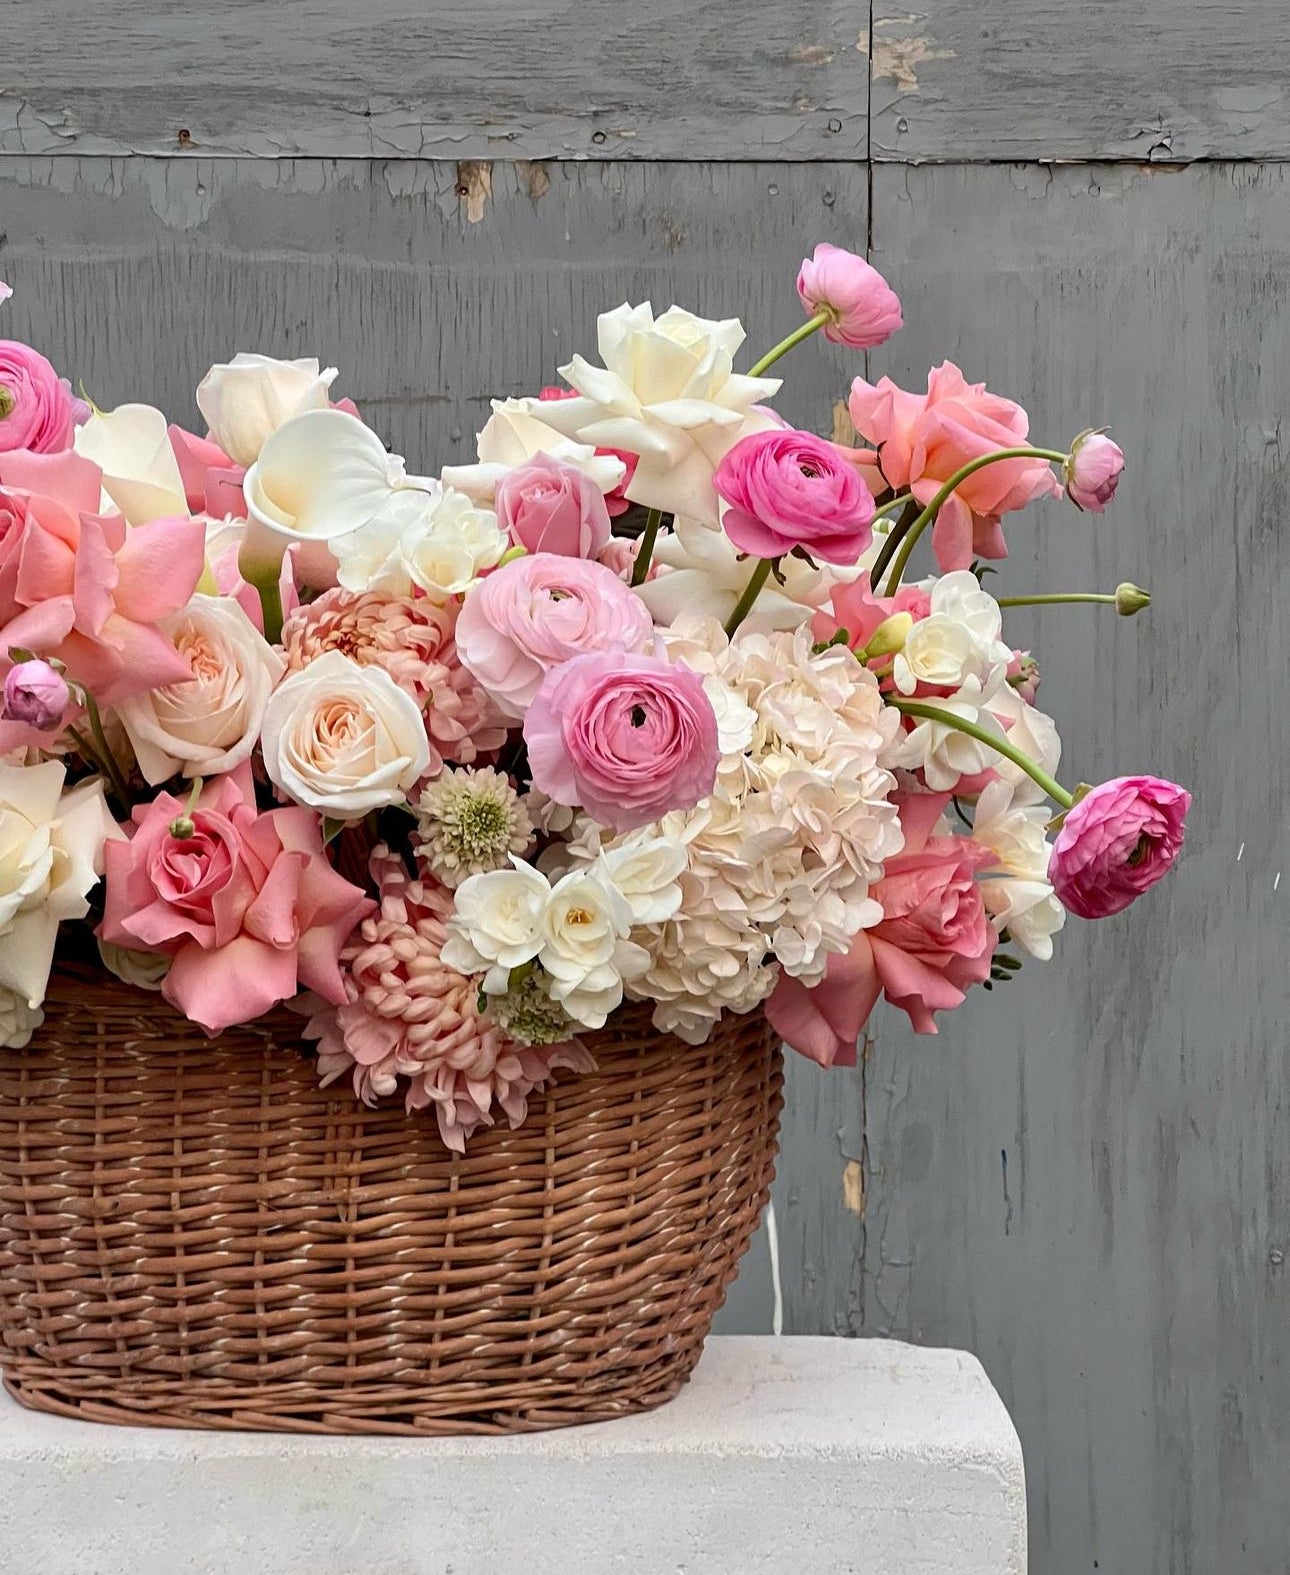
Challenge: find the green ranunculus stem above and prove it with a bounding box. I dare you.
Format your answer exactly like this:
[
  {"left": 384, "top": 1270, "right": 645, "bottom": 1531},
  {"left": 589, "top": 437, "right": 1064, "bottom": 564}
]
[
  {"left": 866, "top": 497, "right": 920, "bottom": 591},
  {"left": 630, "top": 508, "right": 665, "bottom": 587},
  {"left": 749, "top": 310, "right": 832, "bottom": 378},
  {"left": 889, "top": 698, "right": 1074, "bottom": 809},
  {"left": 724, "top": 558, "right": 774, "bottom": 637},
  {"left": 997, "top": 592, "right": 1116, "bottom": 608},
  {"left": 80, "top": 688, "right": 133, "bottom": 810},
  {"left": 883, "top": 446, "right": 1069, "bottom": 595}
]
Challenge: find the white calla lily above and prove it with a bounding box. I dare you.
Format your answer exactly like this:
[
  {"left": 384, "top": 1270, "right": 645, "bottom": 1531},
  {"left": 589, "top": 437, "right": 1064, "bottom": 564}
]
[
  {"left": 73, "top": 403, "right": 188, "bottom": 524},
  {"left": 196, "top": 352, "right": 337, "bottom": 467}
]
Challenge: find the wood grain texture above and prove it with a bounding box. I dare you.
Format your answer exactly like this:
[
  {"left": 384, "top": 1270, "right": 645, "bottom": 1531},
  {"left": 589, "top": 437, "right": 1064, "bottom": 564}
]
[
  {"left": 863, "top": 160, "right": 1290, "bottom": 1575},
  {"left": 0, "top": 0, "right": 868, "bottom": 160},
  {"left": 869, "top": 1, "right": 1290, "bottom": 162}
]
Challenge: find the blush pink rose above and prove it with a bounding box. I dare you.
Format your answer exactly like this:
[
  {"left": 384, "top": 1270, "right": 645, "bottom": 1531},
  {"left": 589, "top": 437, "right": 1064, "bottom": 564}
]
[
  {"left": 455, "top": 553, "right": 657, "bottom": 720},
  {"left": 524, "top": 650, "right": 719, "bottom": 833},
  {"left": 848, "top": 361, "right": 1060, "bottom": 571},
  {"left": 168, "top": 424, "right": 248, "bottom": 518},
  {"left": 0, "top": 338, "right": 76, "bottom": 454},
  {"left": 767, "top": 793, "right": 995, "bottom": 1061},
  {"left": 1049, "top": 775, "right": 1190, "bottom": 919},
  {"left": 1064, "top": 431, "right": 1125, "bottom": 512},
  {"left": 495, "top": 452, "right": 612, "bottom": 559},
  {"left": 538, "top": 386, "right": 637, "bottom": 517},
  {"left": 796, "top": 243, "right": 903, "bottom": 350},
  {"left": 714, "top": 428, "right": 876, "bottom": 565},
  {"left": 99, "top": 771, "right": 375, "bottom": 1035}
]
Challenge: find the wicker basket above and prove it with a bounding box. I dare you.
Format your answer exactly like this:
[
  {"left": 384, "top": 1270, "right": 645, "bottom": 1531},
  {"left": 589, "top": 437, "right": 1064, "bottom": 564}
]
[{"left": 0, "top": 964, "right": 782, "bottom": 1435}]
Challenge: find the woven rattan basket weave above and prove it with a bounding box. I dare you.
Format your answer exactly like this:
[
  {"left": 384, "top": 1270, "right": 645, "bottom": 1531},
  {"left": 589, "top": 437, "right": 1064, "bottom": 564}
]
[{"left": 0, "top": 964, "right": 782, "bottom": 1435}]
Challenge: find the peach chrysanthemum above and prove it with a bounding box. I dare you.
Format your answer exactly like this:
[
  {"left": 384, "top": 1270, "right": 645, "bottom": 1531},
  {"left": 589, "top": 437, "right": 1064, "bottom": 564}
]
[
  {"left": 280, "top": 589, "right": 508, "bottom": 775},
  {"left": 302, "top": 845, "right": 593, "bottom": 1152}
]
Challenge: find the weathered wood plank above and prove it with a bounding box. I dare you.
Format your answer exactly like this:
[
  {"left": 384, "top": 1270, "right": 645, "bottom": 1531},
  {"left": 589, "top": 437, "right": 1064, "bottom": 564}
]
[
  {"left": 869, "top": 2, "right": 1290, "bottom": 162},
  {"left": 0, "top": 0, "right": 868, "bottom": 160},
  {"left": 864, "top": 160, "right": 1290, "bottom": 1575}
]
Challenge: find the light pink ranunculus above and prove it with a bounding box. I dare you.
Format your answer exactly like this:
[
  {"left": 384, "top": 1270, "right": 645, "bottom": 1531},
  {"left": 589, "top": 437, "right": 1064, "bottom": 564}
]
[
  {"left": 714, "top": 428, "right": 876, "bottom": 565},
  {"left": 99, "top": 772, "right": 375, "bottom": 1035},
  {"left": 2, "top": 659, "right": 69, "bottom": 732},
  {"left": 495, "top": 452, "right": 612, "bottom": 559},
  {"left": 1049, "top": 775, "right": 1190, "bottom": 919},
  {"left": 1064, "top": 431, "right": 1125, "bottom": 512},
  {"left": 796, "top": 243, "right": 903, "bottom": 350},
  {"left": 455, "top": 553, "right": 657, "bottom": 720},
  {"left": 524, "top": 650, "right": 719, "bottom": 833},
  {"left": 848, "top": 361, "right": 1060, "bottom": 571},
  {"left": 0, "top": 338, "right": 76, "bottom": 455}
]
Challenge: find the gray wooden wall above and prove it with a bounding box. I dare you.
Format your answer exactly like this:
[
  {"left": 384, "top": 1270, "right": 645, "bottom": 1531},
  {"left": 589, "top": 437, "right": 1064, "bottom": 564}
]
[{"left": 3, "top": 6, "right": 1287, "bottom": 1569}]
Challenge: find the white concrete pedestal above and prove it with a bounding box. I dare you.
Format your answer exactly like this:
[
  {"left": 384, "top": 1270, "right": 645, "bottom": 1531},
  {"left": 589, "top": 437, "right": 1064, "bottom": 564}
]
[{"left": 0, "top": 1337, "right": 1025, "bottom": 1574}]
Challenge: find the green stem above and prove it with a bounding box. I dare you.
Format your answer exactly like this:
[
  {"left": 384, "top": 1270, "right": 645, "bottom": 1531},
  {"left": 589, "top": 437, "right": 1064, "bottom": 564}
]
[
  {"left": 889, "top": 699, "right": 1074, "bottom": 809},
  {"left": 997, "top": 592, "right": 1115, "bottom": 608},
  {"left": 80, "top": 689, "right": 133, "bottom": 809},
  {"left": 257, "top": 578, "right": 285, "bottom": 645},
  {"left": 749, "top": 310, "right": 831, "bottom": 378},
  {"left": 867, "top": 498, "right": 920, "bottom": 592},
  {"left": 630, "top": 508, "right": 664, "bottom": 587},
  {"left": 883, "top": 446, "right": 1069, "bottom": 595},
  {"left": 724, "top": 559, "right": 773, "bottom": 637}
]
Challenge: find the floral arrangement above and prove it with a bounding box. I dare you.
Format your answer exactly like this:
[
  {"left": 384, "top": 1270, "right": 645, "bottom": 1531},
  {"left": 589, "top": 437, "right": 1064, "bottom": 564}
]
[{"left": 0, "top": 248, "right": 1190, "bottom": 1150}]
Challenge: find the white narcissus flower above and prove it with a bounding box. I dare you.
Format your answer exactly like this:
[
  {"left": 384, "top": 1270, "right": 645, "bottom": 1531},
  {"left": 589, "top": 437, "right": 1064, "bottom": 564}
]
[
  {"left": 524, "top": 303, "right": 782, "bottom": 525},
  {"left": 987, "top": 687, "right": 1063, "bottom": 808},
  {"left": 333, "top": 485, "right": 508, "bottom": 601},
  {"left": 0, "top": 760, "right": 120, "bottom": 1013},
  {"left": 440, "top": 399, "right": 626, "bottom": 505},
  {"left": 260, "top": 649, "right": 431, "bottom": 821},
  {"left": 74, "top": 403, "right": 188, "bottom": 524},
  {"left": 971, "top": 779, "right": 1066, "bottom": 960},
  {"left": 441, "top": 861, "right": 551, "bottom": 993},
  {"left": 196, "top": 353, "right": 338, "bottom": 468},
  {"left": 893, "top": 571, "right": 1012, "bottom": 696},
  {"left": 538, "top": 868, "right": 649, "bottom": 1030},
  {"left": 593, "top": 835, "right": 687, "bottom": 926},
  {"left": 115, "top": 594, "right": 285, "bottom": 784}
]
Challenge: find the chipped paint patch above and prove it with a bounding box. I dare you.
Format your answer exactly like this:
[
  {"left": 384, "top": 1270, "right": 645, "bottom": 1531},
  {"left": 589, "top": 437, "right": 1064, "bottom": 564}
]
[
  {"left": 518, "top": 160, "right": 551, "bottom": 201},
  {"left": 790, "top": 44, "right": 836, "bottom": 67},
  {"left": 871, "top": 37, "right": 955, "bottom": 91},
  {"left": 832, "top": 399, "right": 858, "bottom": 448},
  {"left": 842, "top": 1159, "right": 865, "bottom": 1216},
  {"left": 455, "top": 160, "right": 492, "bottom": 223}
]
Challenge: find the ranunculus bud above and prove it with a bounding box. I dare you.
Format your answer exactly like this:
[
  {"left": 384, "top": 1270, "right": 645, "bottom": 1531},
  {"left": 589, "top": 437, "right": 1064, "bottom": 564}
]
[
  {"left": 2, "top": 660, "right": 69, "bottom": 731},
  {"left": 796, "top": 243, "right": 903, "bottom": 350},
  {"left": 1064, "top": 431, "right": 1125, "bottom": 512},
  {"left": 1114, "top": 582, "right": 1151, "bottom": 616}
]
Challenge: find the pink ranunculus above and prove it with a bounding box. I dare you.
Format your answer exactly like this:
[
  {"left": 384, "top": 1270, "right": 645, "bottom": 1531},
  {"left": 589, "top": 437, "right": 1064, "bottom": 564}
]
[
  {"left": 455, "top": 552, "right": 657, "bottom": 720},
  {"left": 796, "top": 243, "right": 903, "bottom": 350},
  {"left": 1048, "top": 775, "right": 1190, "bottom": 920},
  {"left": 0, "top": 339, "right": 77, "bottom": 455},
  {"left": 848, "top": 361, "right": 1060, "bottom": 571},
  {"left": 524, "top": 650, "right": 719, "bottom": 833},
  {"left": 769, "top": 792, "right": 995, "bottom": 1060},
  {"left": 495, "top": 452, "right": 612, "bottom": 559},
  {"left": 2, "top": 659, "right": 69, "bottom": 731},
  {"left": 99, "top": 772, "right": 375, "bottom": 1035},
  {"left": 0, "top": 448, "right": 204, "bottom": 707},
  {"left": 1064, "top": 431, "right": 1125, "bottom": 513},
  {"left": 714, "top": 428, "right": 876, "bottom": 565},
  {"left": 538, "top": 385, "right": 638, "bottom": 517}
]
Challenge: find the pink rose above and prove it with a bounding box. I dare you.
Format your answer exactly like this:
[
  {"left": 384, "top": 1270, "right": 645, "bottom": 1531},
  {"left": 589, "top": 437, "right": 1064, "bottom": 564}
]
[
  {"left": 99, "top": 772, "right": 375, "bottom": 1035},
  {"left": 714, "top": 429, "right": 876, "bottom": 565},
  {"left": 455, "top": 553, "right": 656, "bottom": 719},
  {"left": 848, "top": 362, "right": 1060, "bottom": 571},
  {"left": 495, "top": 452, "right": 612, "bottom": 559},
  {"left": 1049, "top": 775, "right": 1190, "bottom": 919},
  {"left": 524, "top": 650, "right": 719, "bottom": 833},
  {"left": 0, "top": 338, "right": 76, "bottom": 455},
  {"left": 1064, "top": 431, "right": 1125, "bottom": 512},
  {"left": 2, "top": 659, "right": 69, "bottom": 731},
  {"left": 768, "top": 793, "right": 994, "bottom": 1060},
  {"left": 796, "top": 243, "right": 903, "bottom": 350},
  {"left": 168, "top": 424, "right": 248, "bottom": 518},
  {"left": 539, "top": 386, "right": 638, "bottom": 516}
]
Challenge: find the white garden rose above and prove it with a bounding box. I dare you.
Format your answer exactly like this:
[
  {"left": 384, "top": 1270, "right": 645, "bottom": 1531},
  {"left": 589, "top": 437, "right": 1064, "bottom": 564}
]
[
  {"left": 0, "top": 761, "right": 119, "bottom": 1011},
  {"left": 441, "top": 861, "right": 551, "bottom": 993},
  {"left": 196, "top": 353, "right": 338, "bottom": 467},
  {"left": 0, "top": 987, "right": 42, "bottom": 1049},
  {"left": 116, "top": 594, "right": 285, "bottom": 784},
  {"left": 260, "top": 649, "right": 431, "bottom": 820},
  {"left": 74, "top": 403, "right": 188, "bottom": 524},
  {"left": 333, "top": 485, "right": 508, "bottom": 601},
  {"left": 440, "top": 399, "right": 626, "bottom": 505}
]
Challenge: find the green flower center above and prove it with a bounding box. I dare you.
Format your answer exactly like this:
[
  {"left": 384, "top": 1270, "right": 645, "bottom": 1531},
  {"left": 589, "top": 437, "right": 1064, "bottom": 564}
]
[{"left": 0, "top": 384, "right": 16, "bottom": 421}]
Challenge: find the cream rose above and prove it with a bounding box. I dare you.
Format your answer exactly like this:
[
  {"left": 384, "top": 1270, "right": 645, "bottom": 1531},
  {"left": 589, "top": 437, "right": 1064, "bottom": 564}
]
[
  {"left": 196, "top": 353, "right": 338, "bottom": 467},
  {"left": 116, "top": 594, "right": 285, "bottom": 785},
  {"left": 440, "top": 398, "right": 626, "bottom": 505},
  {"left": 260, "top": 649, "right": 431, "bottom": 820}
]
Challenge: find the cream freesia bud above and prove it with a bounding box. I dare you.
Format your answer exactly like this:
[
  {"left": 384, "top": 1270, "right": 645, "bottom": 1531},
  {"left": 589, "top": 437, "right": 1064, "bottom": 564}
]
[
  {"left": 1114, "top": 582, "right": 1151, "bottom": 616},
  {"left": 858, "top": 611, "right": 913, "bottom": 660}
]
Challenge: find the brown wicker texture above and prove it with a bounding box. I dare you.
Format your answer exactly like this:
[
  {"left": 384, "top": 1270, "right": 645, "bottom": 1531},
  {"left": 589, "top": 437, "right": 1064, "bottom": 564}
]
[{"left": 0, "top": 965, "right": 782, "bottom": 1435}]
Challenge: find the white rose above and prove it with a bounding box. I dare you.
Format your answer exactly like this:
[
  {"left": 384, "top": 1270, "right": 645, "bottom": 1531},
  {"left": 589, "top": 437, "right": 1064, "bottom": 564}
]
[
  {"left": 538, "top": 869, "right": 649, "bottom": 1029},
  {"left": 97, "top": 939, "right": 171, "bottom": 992},
  {"left": 333, "top": 485, "right": 507, "bottom": 601},
  {"left": 640, "top": 514, "right": 829, "bottom": 631},
  {"left": 523, "top": 303, "right": 782, "bottom": 525},
  {"left": 74, "top": 403, "right": 188, "bottom": 524},
  {"left": 260, "top": 649, "right": 431, "bottom": 820},
  {"left": 440, "top": 399, "right": 626, "bottom": 504},
  {"left": 0, "top": 761, "right": 120, "bottom": 1010},
  {"left": 0, "top": 987, "right": 42, "bottom": 1049},
  {"left": 196, "top": 353, "right": 338, "bottom": 468},
  {"left": 116, "top": 594, "right": 285, "bottom": 784},
  {"left": 441, "top": 862, "right": 550, "bottom": 993}
]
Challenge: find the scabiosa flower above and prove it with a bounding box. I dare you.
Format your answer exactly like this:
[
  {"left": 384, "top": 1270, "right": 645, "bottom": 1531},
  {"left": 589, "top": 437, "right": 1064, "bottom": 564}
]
[
  {"left": 303, "top": 846, "right": 594, "bottom": 1152},
  {"left": 483, "top": 969, "right": 578, "bottom": 1047},
  {"left": 413, "top": 766, "right": 534, "bottom": 888}
]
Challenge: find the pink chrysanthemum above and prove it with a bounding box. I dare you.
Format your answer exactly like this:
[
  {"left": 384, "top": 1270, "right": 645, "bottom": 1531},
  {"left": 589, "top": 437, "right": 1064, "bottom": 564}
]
[
  {"left": 280, "top": 589, "right": 508, "bottom": 774},
  {"left": 303, "top": 845, "right": 593, "bottom": 1152}
]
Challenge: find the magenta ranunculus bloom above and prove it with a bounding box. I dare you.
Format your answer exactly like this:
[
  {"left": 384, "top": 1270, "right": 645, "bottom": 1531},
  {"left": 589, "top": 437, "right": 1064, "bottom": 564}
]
[
  {"left": 2, "top": 659, "right": 69, "bottom": 732},
  {"left": 714, "top": 428, "right": 876, "bottom": 565},
  {"left": 1064, "top": 431, "right": 1125, "bottom": 512},
  {"left": 495, "top": 452, "right": 612, "bottom": 560},
  {"left": 796, "top": 243, "right": 903, "bottom": 350},
  {"left": 0, "top": 338, "right": 77, "bottom": 454},
  {"left": 524, "top": 650, "right": 719, "bottom": 833},
  {"left": 1049, "top": 775, "right": 1190, "bottom": 919}
]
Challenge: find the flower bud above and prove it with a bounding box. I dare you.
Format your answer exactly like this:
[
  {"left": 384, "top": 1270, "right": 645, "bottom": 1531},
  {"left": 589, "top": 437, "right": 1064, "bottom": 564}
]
[
  {"left": 168, "top": 814, "right": 196, "bottom": 840},
  {"left": 796, "top": 244, "right": 903, "bottom": 350},
  {"left": 1114, "top": 582, "right": 1151, "bottom": 617},
  {"left": 1063, "top": 430, "right": 1125, "bottom": 512},
  {"left": 2, "top": 659, "right": 69, "bottom": 731},
  {"left": 858, "top": 612, "right": 913, "bottom": 660}
]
